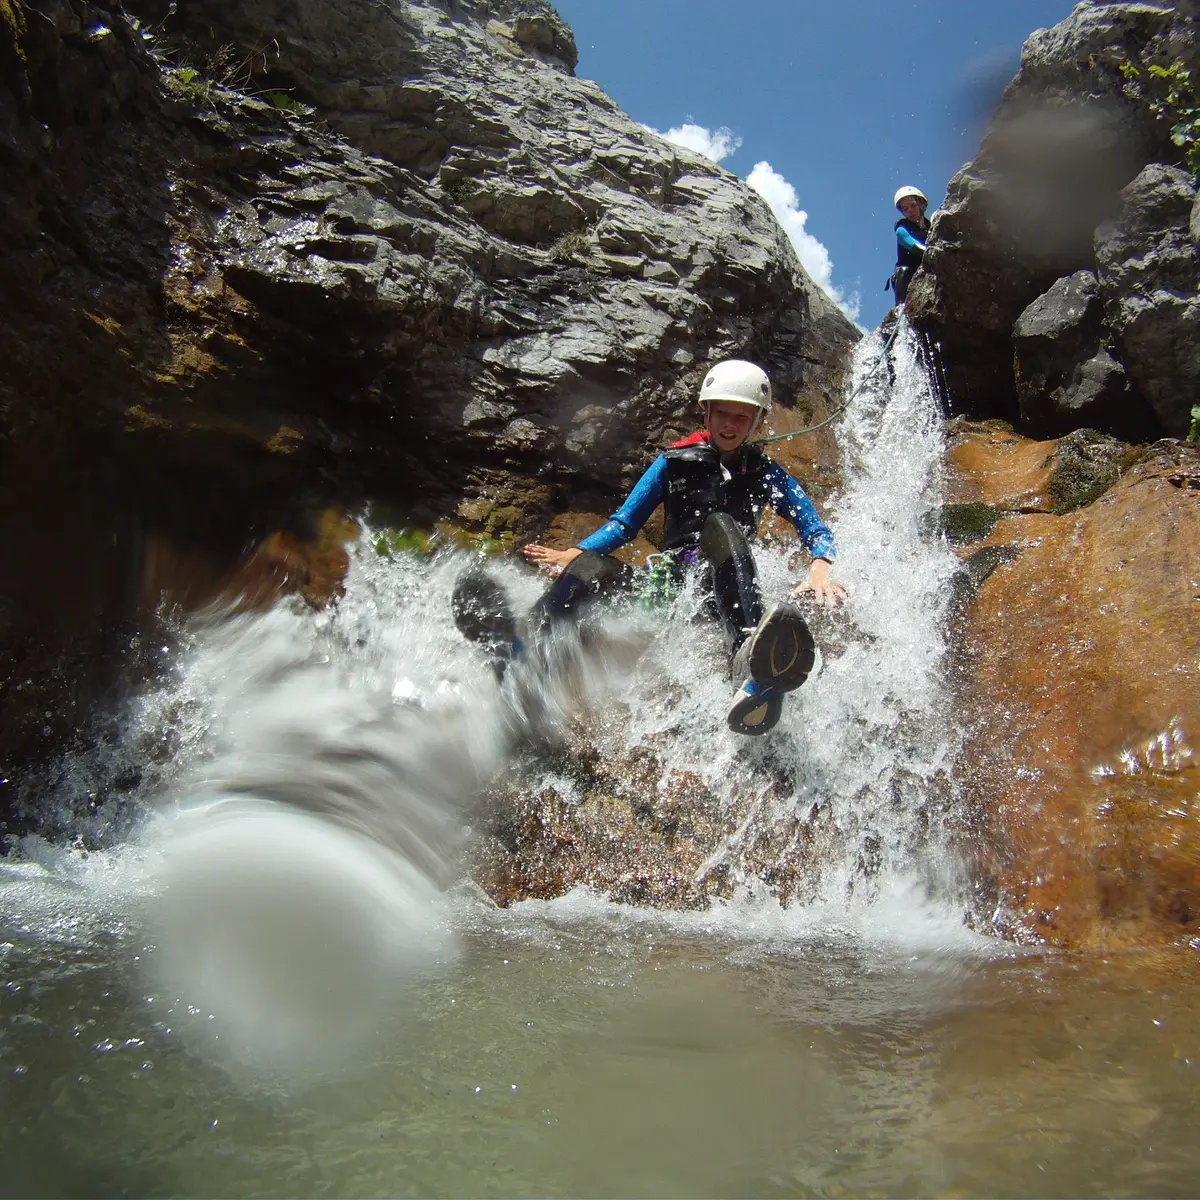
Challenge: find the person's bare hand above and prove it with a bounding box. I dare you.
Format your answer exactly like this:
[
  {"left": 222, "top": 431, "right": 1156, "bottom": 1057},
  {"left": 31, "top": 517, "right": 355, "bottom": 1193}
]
[
  {"left": 792, "top": 558, "right": 847, "bottom": 607},
  {"left": 522, "top": 543, "right": 582, "bottom": 578}
]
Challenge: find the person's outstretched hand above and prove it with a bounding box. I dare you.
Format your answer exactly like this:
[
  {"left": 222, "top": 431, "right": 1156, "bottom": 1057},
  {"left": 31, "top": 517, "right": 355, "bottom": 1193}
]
[
  {"left": 792, "top": 557, "right": 847, "bottom": 607},
  {"left": 523, "top": 543, "right": 582, "bottom": 578}
]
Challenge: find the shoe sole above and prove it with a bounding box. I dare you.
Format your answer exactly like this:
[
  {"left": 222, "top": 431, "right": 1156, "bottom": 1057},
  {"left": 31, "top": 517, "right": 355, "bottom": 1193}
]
[
  {"left": 745, "top": 603, "right": 815, "bottom": 693},
  {"left": 452, "top": 568, "right": 519, "bottom": 659},
  {"left": 727, "top": 687, "right": 784, "bottom": 736}
]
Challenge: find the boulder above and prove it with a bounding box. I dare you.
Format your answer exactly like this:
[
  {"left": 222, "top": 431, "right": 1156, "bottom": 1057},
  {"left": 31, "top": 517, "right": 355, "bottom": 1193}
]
[
  {"left": 1094, "top": 163, "right": 1200, "bottom": 437},
  {"left": 908, "top": 1, "right": 1188, "bottom": 424},
  {"left": 1012, "top": 269, "right": 1148, "bottom": 439}
]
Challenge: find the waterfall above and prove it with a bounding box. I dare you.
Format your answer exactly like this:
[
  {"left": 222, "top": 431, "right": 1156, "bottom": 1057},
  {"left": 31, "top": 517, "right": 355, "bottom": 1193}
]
[
  {"left": 2, "top": 320, "right": 969, "bottom": 1066},
  {"left": 510, "top": 319, "right": 966, "bottom": 913}
]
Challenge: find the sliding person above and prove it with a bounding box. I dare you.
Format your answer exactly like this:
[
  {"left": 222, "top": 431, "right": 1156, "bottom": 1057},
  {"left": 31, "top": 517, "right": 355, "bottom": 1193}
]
[{"left": 452, "top": 360, "right": 846, "bottom": 735}]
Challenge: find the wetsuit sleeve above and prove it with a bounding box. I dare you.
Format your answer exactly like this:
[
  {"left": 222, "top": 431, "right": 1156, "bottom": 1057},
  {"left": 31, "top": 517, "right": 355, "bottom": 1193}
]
[
  {"left": 763, "top": 462, "right": 837, "bottom": 561},
  {"left": 896, "top": 225, "right": 927, "bottom": 254},
  {"left": 576, "top": 454, "right": 668, "bottom": 554}
]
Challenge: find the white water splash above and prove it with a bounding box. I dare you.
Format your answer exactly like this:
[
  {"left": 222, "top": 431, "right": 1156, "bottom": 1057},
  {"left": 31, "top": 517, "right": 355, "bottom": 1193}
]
[
  {"left": 3, "top": 319, "right": 973, "bottom": 1066},
  {"left": 562, "top": 321, "right": 964, "bottom": 911}
]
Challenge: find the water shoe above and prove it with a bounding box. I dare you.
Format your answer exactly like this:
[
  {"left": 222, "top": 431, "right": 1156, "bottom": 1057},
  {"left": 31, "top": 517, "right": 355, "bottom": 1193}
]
[
  {"left": 451, "top": 567, "right": 523, "bottom": 676},
  {"left": 726, "top": 602, "right": 815, "bottom": 735}
]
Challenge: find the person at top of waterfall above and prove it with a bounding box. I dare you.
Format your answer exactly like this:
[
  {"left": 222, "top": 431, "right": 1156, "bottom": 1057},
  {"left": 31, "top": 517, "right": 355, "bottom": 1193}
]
[
  {"left": 888, "top": 185, "right": 931, "bottom": 306},
  {"left": 451, "top": 360, "right": 847, "bottom": 736}
]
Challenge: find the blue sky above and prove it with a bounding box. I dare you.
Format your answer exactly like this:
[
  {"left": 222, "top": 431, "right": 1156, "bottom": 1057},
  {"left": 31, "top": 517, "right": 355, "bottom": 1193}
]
[{"left": 553, "top": 0, "right": 1075, "bottom": 329}]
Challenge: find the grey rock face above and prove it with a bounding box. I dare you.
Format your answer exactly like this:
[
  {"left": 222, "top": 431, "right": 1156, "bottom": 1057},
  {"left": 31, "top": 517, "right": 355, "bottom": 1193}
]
[
  {"left": 1095, "top": 163, "right": 1200, "bottom": 437},
  {"left": 0, "top": 0, "right": 859, "bottom": 835},
  {"left": 1012, "top": 270, "right": 1140, "bottom": 437},
  {"left": 1013, "top": 270, "right": 1103, "bottom": 346},
  {"left": 128, "top": 0, "right": 857, "bottom": 506},
  {"left": 907, "top": 1, "right": 1189, "bottom": 427}
]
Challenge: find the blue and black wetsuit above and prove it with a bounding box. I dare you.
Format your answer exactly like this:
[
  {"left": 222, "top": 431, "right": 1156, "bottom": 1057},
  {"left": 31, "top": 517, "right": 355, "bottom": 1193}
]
[
  {"left": 534, "top": 431, "right": 836, "bottom": 645},
  {"left": 890, "top": 217, "right": 929, "bottom": 304}
]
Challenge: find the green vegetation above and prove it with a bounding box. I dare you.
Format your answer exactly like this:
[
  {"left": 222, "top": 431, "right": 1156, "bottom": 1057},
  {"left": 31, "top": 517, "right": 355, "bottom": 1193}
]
[
  {"left": 1120, "top": 59, "right": 1200, "bottom": 178},
  {"left": 1, "top": 0, "right": 28, "bottom": 61},
  {"left": 1189, "top": 405, "right": 1200, "bottom": 446},
  {"left": 261, "top": 90, "right": 314, "bottom": 117},
  {"left": 445, "top": 178, "right": 473, "bottom": 207},
  {"left": 164, "top": 64, "right": 214, "bottom": 106},
  {"left": 935, "top": 502, "right": 1000, "bottom": 545},
  {"left": 920, "top": 501, "right": 999, "bottom": 545},
  {"left": 157, "top": 36, "right": 314, "bottom": 119},
  {"left": 373, "top": 527, "right": 432, "bottom": 559}
]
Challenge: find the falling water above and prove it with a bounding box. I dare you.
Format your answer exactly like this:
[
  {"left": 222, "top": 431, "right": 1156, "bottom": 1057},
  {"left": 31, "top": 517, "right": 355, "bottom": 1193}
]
[
  {"left": 511, "top": 319, "right": 966, "bottom": 912},
  {"left": 3, "top": 320, "right": 970, "bottom": 1030}
]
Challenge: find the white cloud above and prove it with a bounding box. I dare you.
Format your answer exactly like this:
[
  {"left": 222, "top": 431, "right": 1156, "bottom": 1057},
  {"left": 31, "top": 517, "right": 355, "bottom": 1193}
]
[
  {"left": 645, "top": 122, "right": 742, "bottom": 164},
  {"left": 747, "top": 161, "right": 860, "bottom": 322},
  {"left": 643, "top": 121, "right": 859, "bottom": 323}
]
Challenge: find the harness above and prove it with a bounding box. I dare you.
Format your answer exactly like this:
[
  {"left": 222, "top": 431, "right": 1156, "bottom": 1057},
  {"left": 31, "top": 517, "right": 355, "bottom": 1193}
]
[
  {"left": 894, "top": 217, "right": 929, "bottom": 268},
  {"left": 661, "top": 436, "right": 772, "bottom": 551}
]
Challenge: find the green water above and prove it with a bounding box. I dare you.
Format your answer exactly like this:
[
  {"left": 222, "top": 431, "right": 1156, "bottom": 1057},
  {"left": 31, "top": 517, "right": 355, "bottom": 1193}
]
[{"left": 3, "top": 894, "right": 1199, "bottom": 1199}]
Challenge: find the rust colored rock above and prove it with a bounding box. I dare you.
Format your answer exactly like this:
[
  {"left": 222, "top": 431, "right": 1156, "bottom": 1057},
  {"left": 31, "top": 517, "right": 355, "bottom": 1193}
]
[
  {"left": 954, "top": 434, "right": 1200, "bottom": 949},
  {"left": 946, "top": 421, "right": 1056, "bottom": 512},
  {"left": 219, "top": 510, "right": 359, "bottom": 610}
]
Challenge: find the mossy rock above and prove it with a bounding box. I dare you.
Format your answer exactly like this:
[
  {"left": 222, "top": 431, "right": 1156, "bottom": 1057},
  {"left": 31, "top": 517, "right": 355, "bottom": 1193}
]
[
  {"left": 947, "top": 544, "right": 1021, "bottom": 618},
  {"left": 923, "top": 501, "right": 1000, "bottom": 545},
  {"left": 372, "top": 527, "right": 432, "bottom": 559},
  {"left": 1048, "top": 429, "right": 1144, "bottom": 514}
]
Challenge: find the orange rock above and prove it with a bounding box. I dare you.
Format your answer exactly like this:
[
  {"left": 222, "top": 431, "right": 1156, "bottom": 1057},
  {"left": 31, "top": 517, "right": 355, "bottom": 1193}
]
[
  {"left": 957, "top": 435, "right": 1200, "bottom": 949},
  {"left": 946, "top": 421, "right": 1056, "bottom": 511},
  {"left": 144, "top": 509, "right": 359, "bottom": 613}
]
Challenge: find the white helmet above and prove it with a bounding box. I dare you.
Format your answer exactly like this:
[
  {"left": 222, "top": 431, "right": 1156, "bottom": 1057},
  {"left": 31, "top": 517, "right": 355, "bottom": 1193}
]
[
  {"left": 894, "top": 185, "right": 928, "bottom": 211},
  {"left": 698, "top": 359, "right": 772, "bottom": 437}
]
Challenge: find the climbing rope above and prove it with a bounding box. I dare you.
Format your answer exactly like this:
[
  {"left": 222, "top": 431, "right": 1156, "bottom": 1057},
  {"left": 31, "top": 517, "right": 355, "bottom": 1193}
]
[{"left": 752, "top": 321, "right": 903, "bottom": 447}]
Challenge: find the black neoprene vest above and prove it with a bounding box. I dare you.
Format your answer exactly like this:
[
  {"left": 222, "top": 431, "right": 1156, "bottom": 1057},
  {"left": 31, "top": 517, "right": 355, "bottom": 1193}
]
[
  {"left": 662, "top": 442, "right": 773, "bottom": 551},
  {"left": 895, "top": 217, "right": 929, "bottom": 269}
]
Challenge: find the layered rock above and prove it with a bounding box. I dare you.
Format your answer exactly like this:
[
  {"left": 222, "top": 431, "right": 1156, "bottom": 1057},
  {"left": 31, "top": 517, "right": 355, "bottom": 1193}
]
[
  {"left": 0, "top": 0, "right": 857, "bottom": 832},
  {"left": 116, "top": 0, "right": 857, "bottom": 504},
  {"left": 908, "top": 1, "right": 1195, "bottom": 437}
]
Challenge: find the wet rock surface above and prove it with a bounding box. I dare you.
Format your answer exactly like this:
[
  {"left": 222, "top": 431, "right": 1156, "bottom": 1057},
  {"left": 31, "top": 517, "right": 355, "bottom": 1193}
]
[
  {"left": 948, "top": 424, "right": 1200, "bottom": 949},
  {"left": 0, "top": 0, "right": 856, "bottom": 831}
]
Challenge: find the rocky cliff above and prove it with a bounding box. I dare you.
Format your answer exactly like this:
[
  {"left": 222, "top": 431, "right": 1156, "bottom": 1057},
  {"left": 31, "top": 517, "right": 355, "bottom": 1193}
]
[
  {"left": 908, "top": 0, "right": 1200, "bottom": 441},
  {"left": 0, "top": 0, "right": 858, "bottom": 830},
  {"left": 903, "top": 0, "right": 1200, "bottom": 949}
]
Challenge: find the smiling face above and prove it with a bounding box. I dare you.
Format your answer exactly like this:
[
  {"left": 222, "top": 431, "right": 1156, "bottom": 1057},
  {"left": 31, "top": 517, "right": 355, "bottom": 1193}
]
[
  {"left": 898, "top": 195, "right": 926, "bottom": 222},
  {"left": 705, "top": 400, "right": 758, "bottom": 451}
]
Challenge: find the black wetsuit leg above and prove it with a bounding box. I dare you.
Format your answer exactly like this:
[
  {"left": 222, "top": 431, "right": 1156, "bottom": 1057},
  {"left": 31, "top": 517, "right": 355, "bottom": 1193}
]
[
  {"left": 529, "top": 550, "right": 633, "bottom": 632},
  {"left": 698, "top": 512, "right": 763, "bottom": 644},
  {"left": 892, "top": 265, "right": 915, "bottom": 304}
]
